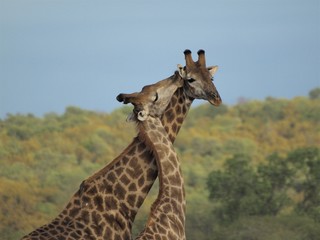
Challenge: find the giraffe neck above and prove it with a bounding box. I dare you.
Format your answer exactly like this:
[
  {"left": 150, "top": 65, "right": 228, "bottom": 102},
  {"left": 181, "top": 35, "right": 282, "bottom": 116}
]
[
  {"left": 161, "top": 85, "right": 193, "bottom": 143},
  {"left": 136, "top": 116, "right": 186, "bottom": 240},
  {"left": 82, "top": 75, "right": 193, "bottom": 225},
  {"left": 85, "top": 73, "right": 193, "bottom": 200},
  {"left": 139, "top": 116, "right": 185, "bottom": 202}
]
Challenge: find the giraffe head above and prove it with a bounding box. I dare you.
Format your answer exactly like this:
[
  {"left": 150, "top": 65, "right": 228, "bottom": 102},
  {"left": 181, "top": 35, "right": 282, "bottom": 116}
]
[
  {"left": 177, "top": 49, "right": 222, "bottom": 106},
  {"left": 117, "top": 74, "right": 183, "bottom": 121}
]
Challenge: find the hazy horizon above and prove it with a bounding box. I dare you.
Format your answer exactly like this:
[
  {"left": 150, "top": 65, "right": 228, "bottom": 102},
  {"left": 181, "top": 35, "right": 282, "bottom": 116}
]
[{"left": 1, "top": 0, "right": 319, "bottom": 118}]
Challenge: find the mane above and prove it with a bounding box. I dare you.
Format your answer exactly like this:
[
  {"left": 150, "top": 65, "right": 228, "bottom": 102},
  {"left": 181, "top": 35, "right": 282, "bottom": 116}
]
[{"left": 135, "top": 119, "right": 157, "bottom": 159}]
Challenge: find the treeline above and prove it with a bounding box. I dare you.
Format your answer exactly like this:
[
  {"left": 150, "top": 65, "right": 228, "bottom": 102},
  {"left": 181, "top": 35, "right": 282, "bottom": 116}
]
[{"left": 0, "top": 89, "right": 319, "bottom": 239}]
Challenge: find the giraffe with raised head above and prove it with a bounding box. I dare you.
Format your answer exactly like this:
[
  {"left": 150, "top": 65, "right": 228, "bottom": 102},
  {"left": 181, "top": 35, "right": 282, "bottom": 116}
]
[
  {"left": 21, "top": 50, "right": 221, "bottom": 240},
  {"left": 118, "top": 77, "right": 188, "bottom": 239}
]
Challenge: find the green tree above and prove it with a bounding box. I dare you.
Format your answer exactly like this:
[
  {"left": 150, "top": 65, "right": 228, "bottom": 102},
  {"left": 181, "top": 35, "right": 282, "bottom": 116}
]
[
  {"left": 207, "top": 153, "right": 293, "bottom": 223},
  {"left": 287, "top": 147, "right": 320, "bottom": 221},
  {"left": 257, "top": 153, "right": 293, "bottom": 215},
  {"left": 207, "top": 154, "right": 258, "bottom": 222},
  {"left": 309, "top": 87, "right": 320, "bottom": 100}
]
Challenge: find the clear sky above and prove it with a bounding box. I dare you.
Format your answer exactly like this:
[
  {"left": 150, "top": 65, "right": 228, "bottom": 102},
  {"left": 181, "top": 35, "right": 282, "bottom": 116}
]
[{"left": 1, "top": 0, "right": 319, "bottom": 118}]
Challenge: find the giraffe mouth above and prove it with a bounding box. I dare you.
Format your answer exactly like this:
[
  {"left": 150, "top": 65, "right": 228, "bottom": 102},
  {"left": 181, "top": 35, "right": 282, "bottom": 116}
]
[
  {"left": 208, "top": 95, "right": 222, "bottom": 106},
  {"left": 126, "top": 112, "right": 136, "bottom": 122}
]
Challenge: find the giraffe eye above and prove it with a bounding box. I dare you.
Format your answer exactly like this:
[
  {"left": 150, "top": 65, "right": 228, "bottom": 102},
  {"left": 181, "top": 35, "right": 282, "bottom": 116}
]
[
  {"left": 153, "top": 92, "right": 158, "bottom": 102},
  {"left": 187, "top": 78, "right": 196, "bottom": 83}
]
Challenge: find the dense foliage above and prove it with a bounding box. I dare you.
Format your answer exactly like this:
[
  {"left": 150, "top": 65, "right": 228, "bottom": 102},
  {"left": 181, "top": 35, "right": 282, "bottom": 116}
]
[{"left": 0, "top": 89, "right": 319, "bottom": 239}]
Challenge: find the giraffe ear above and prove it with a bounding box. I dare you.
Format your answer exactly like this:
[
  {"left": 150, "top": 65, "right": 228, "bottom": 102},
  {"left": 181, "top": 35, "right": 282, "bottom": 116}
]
[
  {"left": 177, "top": 64, "right": 187, "bottom": 78},
  {"left": 137, "top": 110, "right": 148, "bottom": 121},
  {"left": 208, "top": 66, "right": 218, "bottom": 76}
]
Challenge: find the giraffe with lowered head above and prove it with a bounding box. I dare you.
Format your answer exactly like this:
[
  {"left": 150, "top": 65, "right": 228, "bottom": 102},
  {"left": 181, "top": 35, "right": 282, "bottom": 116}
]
[
  {"left": 118, "top": 76, "right": 187, "bottom": 239},
  {"left": 20, "top": 50, "right": 221, "bottom": 240}
]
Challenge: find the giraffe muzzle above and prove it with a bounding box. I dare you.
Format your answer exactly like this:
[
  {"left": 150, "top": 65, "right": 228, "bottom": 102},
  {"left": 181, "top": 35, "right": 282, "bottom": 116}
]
[{"left": 208, "top": 92, "right": 222, "bottom": 106}]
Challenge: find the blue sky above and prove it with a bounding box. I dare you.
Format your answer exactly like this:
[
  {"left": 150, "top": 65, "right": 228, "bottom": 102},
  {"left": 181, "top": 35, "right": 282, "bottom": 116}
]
[{"left": 1, "top": 0, "right": 319, "bottom": 118}]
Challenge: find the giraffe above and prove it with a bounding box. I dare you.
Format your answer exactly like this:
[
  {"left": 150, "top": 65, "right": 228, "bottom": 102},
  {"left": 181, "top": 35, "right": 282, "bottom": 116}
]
[
  {"left": 21, "top": 71, "right": 184, "bottom": 240},
  {"left": 119, "top": 78, "right": 187, "bottom": 239},
  {"left": 20, "top": 50, "right": 221, "bottom": 240}
]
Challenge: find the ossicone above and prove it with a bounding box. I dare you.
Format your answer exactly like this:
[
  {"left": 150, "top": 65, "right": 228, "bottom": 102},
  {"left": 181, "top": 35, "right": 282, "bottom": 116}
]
[
  {"left": 116, "top": 94, "right": 125, "bottom": 102},
  {"left": 197, "top": 49, "right": 206, "bottom": 66},
  {"left": 184, "top": 49, "right": 195, "bottom": 67},
  {"left": 184, "top": 49, "right": 192, "bottom": 55}
]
